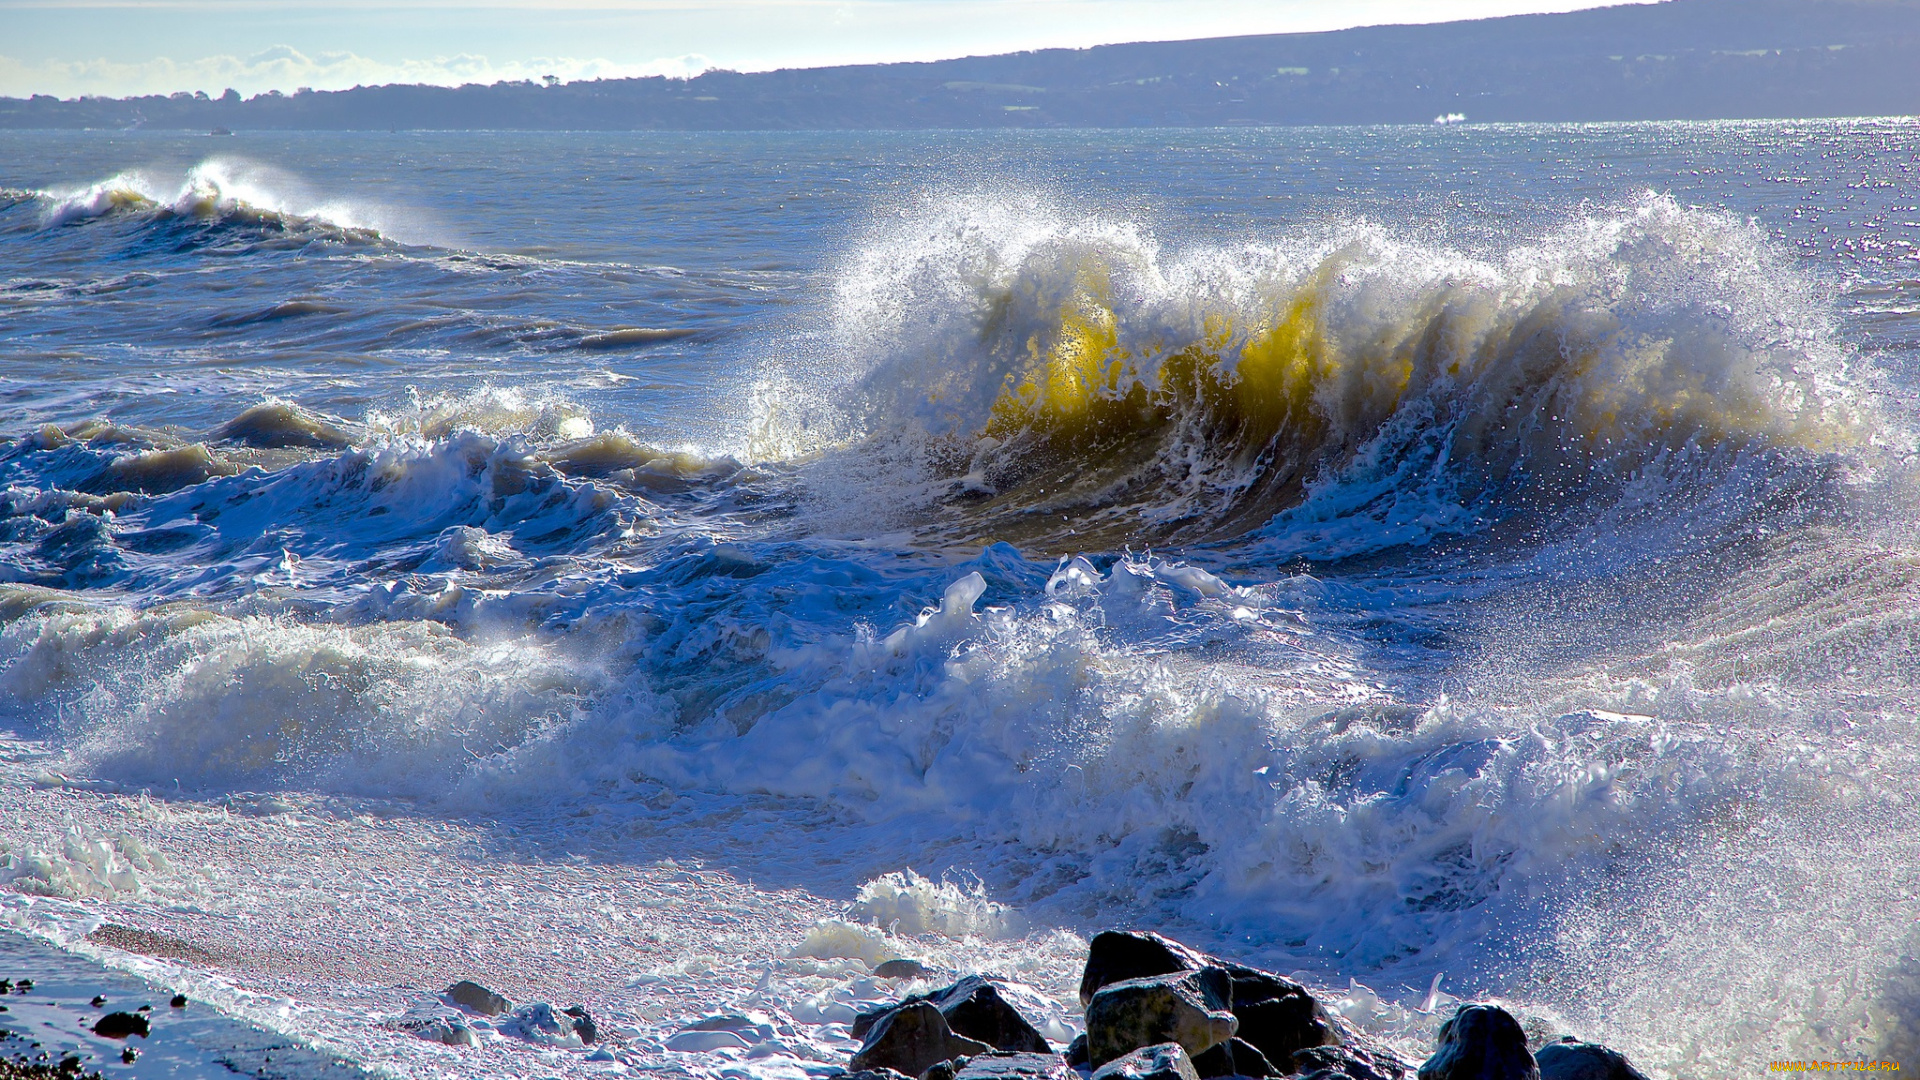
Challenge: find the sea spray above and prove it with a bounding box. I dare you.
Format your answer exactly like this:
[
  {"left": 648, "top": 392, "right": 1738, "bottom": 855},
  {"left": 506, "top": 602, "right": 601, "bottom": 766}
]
[{"left": 1, "top": 125, "right": 1917, "bottom": 1080}]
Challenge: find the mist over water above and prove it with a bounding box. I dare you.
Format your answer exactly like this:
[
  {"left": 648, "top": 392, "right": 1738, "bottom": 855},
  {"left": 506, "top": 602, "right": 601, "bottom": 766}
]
[{"left": 1, "top": 123, "right": 1918, "bottom": 1078}]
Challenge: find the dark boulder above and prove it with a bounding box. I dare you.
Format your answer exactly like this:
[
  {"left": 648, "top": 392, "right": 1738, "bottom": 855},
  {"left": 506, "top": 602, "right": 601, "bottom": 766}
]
[
  {"left": 1079, "top": 932, "right": 1211, "bottom": 1006},
  {"left": 444, "top": 980, "right": 512, "bottom": 1017},
  {"left": 1090, "top": 1043, "right": 1201, "bottom": 1080},
  {"left": 844, "top": 1071, "right": 916, "bottom": 1080},
  {"left": 954, "top": 1052, "right": 1076, "bottom": 1080},
  {"left": 1213, "top": 963, "right": 1338, "bottom": 1065},
  {"left": 413, "top": 1019, "right": 478, "bottom": 1047},
  {"left": 1417, "top": 1006, "right": 1538, "bottom": 1080},
  {"left": 564, "top": 1005, "right": 598, "bottom": 1045},
  {"left": 938, "top": 977, "right": 1053, "bottom": 1053},
  {"left": 855, "top": 976, "right": 1050, "bottom": 1053},
  {"left": 1292, "top": 1044, "right": 1411, "bottom": 1080},
  {"left": 1067, "top": 1034, "right": 1089, "bottom": 1068},
  {"left": 1190, "top": 1043, "right": 1232, "bottom": 1079},
  {"left": 1534, "top": 1040, "right": 1650, "bottom": 1080},
  {"left": 851, "top": 1001, "right": 994, "bottom": 1077},
  {"left": 922, "top": 1059, "right": 968, "bottom": 1080},
  {"left": 1079, "top": 931, "right": 1338, "bottom": 1067},
  {"left": 1086, "top": 968, "right": 1237, "bottom": 1068},
  {"left": 1192, "top": 1038, "right": 1278, "bottom": 1078},
  {"left": 93, "top": 1012, "right": 150, "bottom": 1039},
  {"left": 877, "top": 959, "right": 933, "bottom": 980}
]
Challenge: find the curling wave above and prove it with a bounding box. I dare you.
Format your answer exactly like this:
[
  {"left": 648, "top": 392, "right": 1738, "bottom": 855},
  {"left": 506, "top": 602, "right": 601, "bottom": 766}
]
[
  {"left": 786, "top": 193, "right": 1869, "bottom": 558},
  {"left": 31, "top": 159, "right": 392, "bottom": 243}
]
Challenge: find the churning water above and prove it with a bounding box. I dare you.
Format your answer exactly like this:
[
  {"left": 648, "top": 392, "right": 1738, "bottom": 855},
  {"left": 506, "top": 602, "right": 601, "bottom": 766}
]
[{"left": 0, "top": 122, "right": 1917, "bottom": 1078}]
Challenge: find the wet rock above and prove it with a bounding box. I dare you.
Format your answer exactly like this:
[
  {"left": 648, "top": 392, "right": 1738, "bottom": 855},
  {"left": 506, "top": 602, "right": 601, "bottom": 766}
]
[
  {"left": 1079, "top": 931, "right": 1338, "bottom": 1067},
  {"left": 922, "top": 1058, "right": 968, "bottom": 1080},
  {"left": 169, "top": 995, "right": 187, "bottom": 1008},
  {"left": 854, "top": 976, "right": 1049, "bottom": 1053},
  {"left": 1417, "top": 1006, "right": 1538, "bottom": 1080},
  {"left": 843, "top": 1071, "right": 916, "bottom": 1080},
  {"left": 1090, "top": 1043, "right": 1201, "bottom": 1080},
  {"left": 504, "top": 1002, "right": 592, "bottom": 1047},
  {"left": 1191, "top": 1038, "right": 1276, "bottom": 1078},
  {"left": 1079, "top": 932, "right": 1210, "bottom": 1006},
  {"left": 1292, "top": 1044, "right": 1410, "bottom": 1080},
  {"left": 1067, "top": 1035, "right": 1089, "bottom": 1068},
  {"left": 954, "top": 1051, "right": 1076, "bottom": 1080},
  {"left": 877, "top": 959, "right": 933, "bottom": 980},
  {"left": 1086, "top": 968, "right": 1237, "bottom": 1068},
  {"left": 1188, "top": 1043, "right": 1232, "bottom": 1078},
  {"left": 1227, "top": 1039, "right": 1276, "bottom": 1077},
  {"left": 443, "top": 980, "right": 512, "bottom": 1017},
  {"left": 393, "top": 1008, "right": 477, "bottom": 1048},
  {"left": 413, "top": 1020, "right": 477, "bottom": 1047},
  {"left": 1213, "top": 964, "right": 1339, "bottom": 1066},
  {"left": 89, "top": 996, "right": 106, "bottom": 1007},
  {"left": 91, "top": 1012, "right": 150, "bottom": 1039},
  {"left": 1533, "top": 1041, "right": 1650, "bottom": 1080},
  {"left": 564, "top": 1004, "right": 598, "bottom": 1045},
  {"left": 934, "top": 977, "right": 1052, "bottom": 1053},
  {"left": 668, "top": 1029, "right": 753, "bottom": 1053},
  {"left": 850, "top": 1001, "right": 994, "bottom": 1078}
]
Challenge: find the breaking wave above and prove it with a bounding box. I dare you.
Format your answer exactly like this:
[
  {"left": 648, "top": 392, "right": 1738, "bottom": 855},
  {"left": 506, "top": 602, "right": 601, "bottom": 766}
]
[
  {"left": 28, "top": 159, "right": 396, "bottom": 243},
  {"left": 0, "top": 165, "right": 1915, "bottom": 1077},
  {"left": 775, "top": 192, "right": 1871, "bottom": 558}
]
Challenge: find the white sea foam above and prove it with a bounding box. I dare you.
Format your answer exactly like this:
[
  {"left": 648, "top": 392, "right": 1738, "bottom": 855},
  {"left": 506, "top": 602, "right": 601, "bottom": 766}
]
[
  {"left": 0, "top": 821, "right": 168, "bottom": 899},
  {"left": 34, "top": 158, "right": 406, "bottom": 239},
  {"left": 0, "top": 601, "right": 605, "bottom": 797},
  {"left": 762, "top": 191, "right": 1870, "bottom": 559},
  {"left": 365, "top": 386, "right": 598, "bottom": 443},
  {"left": 2, "top": 157, "right": 1918, "bottom": 1080},
  {"left": 845, "top": 870, "right": 1027, "bottom": 940}
]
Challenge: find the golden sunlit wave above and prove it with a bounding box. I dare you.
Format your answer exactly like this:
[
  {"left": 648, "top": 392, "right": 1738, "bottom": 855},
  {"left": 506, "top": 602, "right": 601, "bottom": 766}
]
[{"left": 856, "top": 216, "right": 1862, "bottom": 552}]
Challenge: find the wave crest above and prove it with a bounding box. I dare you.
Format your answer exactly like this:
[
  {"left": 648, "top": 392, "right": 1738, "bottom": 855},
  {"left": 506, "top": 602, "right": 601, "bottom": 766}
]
[
  {"left": 789, "top": 193, "right": 1866, "bottom": 556},
  {"left": 32, "top": 159, "right": 392, "bottom": 242}
]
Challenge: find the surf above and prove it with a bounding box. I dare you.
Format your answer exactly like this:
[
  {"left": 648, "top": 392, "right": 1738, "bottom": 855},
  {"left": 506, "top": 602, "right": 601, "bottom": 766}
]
[
  {"left": 26, "top": 159, "right": 395, "bottom": 244},
  {"left": 776, "top": 192, "right": 1873, "bottom": 561}
]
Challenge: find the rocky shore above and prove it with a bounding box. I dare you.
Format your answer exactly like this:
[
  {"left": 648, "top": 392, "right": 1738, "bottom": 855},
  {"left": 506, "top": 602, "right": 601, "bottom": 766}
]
[{"left": 427, "top": 929, "right": 1653, "bottom": 1080}]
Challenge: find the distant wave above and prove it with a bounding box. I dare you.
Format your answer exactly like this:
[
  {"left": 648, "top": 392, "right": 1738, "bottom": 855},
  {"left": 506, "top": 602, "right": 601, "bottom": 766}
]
[
  {"left": 28, "top": 160, "right": 394, "bottom": 243},
  {"left": 774, "top": 192, "right": 1871, "bottom": 559},
  {"left": 0, "top": 390, "right": 743, "bottom": 501}
]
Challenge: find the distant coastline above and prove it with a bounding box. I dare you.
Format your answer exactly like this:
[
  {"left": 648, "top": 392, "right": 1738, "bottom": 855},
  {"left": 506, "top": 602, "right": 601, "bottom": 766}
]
[{"left": 4, "top": 0, "right": 1920, "bottom": 131}]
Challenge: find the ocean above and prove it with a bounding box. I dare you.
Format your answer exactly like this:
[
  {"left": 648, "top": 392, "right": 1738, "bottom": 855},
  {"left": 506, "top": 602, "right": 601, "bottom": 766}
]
[{"left": 0, "top": 121, "right": 1916, "bottom": 1079}]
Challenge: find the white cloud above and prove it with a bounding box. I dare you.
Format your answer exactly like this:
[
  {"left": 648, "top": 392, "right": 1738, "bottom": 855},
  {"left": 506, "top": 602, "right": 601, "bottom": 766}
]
[{"left": 0, "top": 45, "right": 711, "bottom": 98}]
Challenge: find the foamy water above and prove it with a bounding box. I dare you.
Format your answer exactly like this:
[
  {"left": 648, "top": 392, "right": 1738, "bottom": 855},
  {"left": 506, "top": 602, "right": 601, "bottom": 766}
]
[{"left": 1, "top": 123, "right": 1917, "bottom": 1079}]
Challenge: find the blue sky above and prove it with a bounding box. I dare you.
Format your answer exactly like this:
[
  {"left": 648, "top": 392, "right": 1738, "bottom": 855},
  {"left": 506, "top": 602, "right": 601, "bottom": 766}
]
[{"left": 0, "top": 0, "right": 1642, "bottom": 99}]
